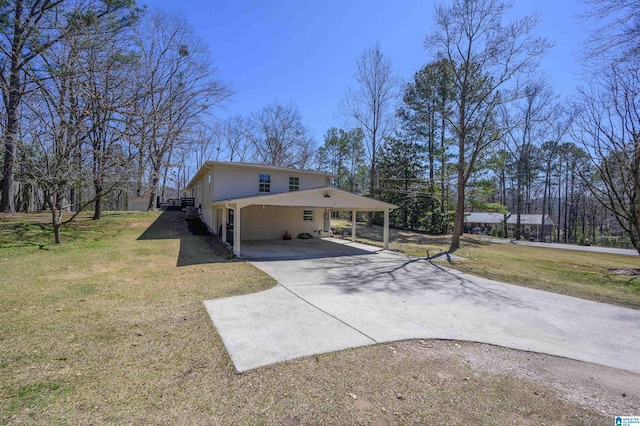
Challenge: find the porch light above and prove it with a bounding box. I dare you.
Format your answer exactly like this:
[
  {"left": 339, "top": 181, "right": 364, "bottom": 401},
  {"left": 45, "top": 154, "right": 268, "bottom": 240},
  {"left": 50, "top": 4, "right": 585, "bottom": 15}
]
[{"left": 324, "top": 192, "right": 331, "bottom": 198}]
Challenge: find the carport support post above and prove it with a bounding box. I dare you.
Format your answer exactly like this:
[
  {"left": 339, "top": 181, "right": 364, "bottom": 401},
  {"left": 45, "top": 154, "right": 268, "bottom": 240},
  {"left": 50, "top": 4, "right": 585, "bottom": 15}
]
[
  {"left": 233, "top": 206, "right": 241, "bottom": 257},
  {"left": 383, "top": 208, "right": 389, "bottom": 250},
  {"left": 222, "top": 206, "right": 227, "bottom": 243},
  {"left": 351, "top": 210, "right": 356, "bottom": 243}
]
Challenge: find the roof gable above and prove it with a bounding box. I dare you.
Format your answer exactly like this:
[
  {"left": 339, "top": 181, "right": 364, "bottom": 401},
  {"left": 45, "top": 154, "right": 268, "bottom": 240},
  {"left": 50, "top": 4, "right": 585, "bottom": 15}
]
[{"left": 464, "top": 212, "right": 505, "bottom": 224}]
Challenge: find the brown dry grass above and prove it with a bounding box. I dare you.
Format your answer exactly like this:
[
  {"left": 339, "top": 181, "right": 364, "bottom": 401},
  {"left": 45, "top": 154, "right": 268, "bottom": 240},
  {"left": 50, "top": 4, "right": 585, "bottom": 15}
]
[{"left": 1, "top": 211, "right": 635, "bottom": 424}]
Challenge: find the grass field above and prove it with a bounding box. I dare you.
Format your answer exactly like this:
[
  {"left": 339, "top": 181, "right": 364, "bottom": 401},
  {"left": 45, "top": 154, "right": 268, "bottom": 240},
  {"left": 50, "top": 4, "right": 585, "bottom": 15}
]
[
  {"left": 337, "top": 220, "right": 640, "bottom": 310},
  {"left": 0, "top": 211, "right": 626, "bottom": 424}
]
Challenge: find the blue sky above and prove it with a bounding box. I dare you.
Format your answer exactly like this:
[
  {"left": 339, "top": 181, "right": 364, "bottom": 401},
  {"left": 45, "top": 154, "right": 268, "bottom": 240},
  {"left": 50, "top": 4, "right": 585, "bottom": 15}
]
[{"left": 141, "top": 0, "right": 589, "bottom": 142}]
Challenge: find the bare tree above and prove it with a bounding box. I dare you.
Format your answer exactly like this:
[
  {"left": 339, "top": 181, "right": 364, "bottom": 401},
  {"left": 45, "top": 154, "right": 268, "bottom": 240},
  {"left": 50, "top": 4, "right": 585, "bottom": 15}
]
[
  {"left": 539, "top": 109, "right": 573, "bottom": 241},
  {"left": 580, "top": 0, "right": 640, "bottom": 63},
  {"left": 74, "top": 11, "right": 137, "bottom": 219},
  {"left": 341, "top": 42, "right": 399, "bottom": 222},
  {"left": 190, "top": 122, "right": 223, "bottom": 169},
  {"left": 19, "top": 32, "right": 125, "bottom": 243},
  {"left": 501, "top": 80, "right": 556, "bottom": 240},
  {"left": 425, "top": 0, "right": 551, "bottom": 252},
  {"left": 130, "top": 9, "right": 231, "bottom": 210},
  {"left": 0, "top": 0, "right": 135, "bottom": 213},
  {"left": 222, "top": 115, "right": 251, "bottom": 162},
  {"left": 575, "top": 62, "right": 640, "bottom": 254},
  {"left": 243, "top": 102, "right": 315, "bottom": 168}
]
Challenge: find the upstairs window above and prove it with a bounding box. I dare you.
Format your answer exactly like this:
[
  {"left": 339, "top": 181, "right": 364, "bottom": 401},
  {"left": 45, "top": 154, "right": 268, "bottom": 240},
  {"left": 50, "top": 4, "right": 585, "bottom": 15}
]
[
  {"left": 289, "top": 176, "right": 299, "bottom": 192},
  {"left": 303, "top": 210, "right": 314, "bottom": 221},
  {"left": 259, "top": 174, "right": 271, "bottom": 193}
]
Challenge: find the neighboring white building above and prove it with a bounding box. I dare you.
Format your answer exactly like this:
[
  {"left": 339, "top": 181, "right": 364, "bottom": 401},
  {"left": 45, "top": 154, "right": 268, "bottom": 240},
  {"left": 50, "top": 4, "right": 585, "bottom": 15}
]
[
  {"left": 186, "top": 161, "right": 396, "bottom": 257},
  {"left": 127, "top": 195, "right": 149, "bottom": 211},
  {"left": 464, "top": 212, "right": 556, "bottom": 240}
]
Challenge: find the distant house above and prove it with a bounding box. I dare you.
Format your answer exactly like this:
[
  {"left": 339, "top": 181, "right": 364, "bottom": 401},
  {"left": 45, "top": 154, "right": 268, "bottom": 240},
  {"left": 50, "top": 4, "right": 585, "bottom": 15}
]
[
  {"left": 127, "top": 195, "right": 149, "bottom": 211},
  {"left": 464, "top": 212, "right": 506, "bottom": 234},
  {"left": 185, "top": 161, "right": 396, "bottom": 257},
  {"left": 464, "top": 212, "right": 555, "bottom": 240},
  {"left": 507, "top": 214, "right": 555, "bottom": 241}
]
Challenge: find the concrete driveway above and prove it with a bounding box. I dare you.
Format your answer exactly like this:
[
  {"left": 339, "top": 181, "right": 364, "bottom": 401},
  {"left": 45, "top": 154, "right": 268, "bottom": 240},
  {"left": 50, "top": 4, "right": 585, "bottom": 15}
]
[
  {"left": 240, "top": 237, "right": 380, "bottom": 260},
  {"left": 204, "top": 240, "right": 640, "bottom": 373}
]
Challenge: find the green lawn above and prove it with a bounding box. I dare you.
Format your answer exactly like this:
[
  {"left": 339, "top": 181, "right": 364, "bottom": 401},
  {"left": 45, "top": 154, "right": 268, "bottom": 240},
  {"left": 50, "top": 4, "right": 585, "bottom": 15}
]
[
  {"left": 337, "top": 220, "right": 640, "bottom": 310},
  {"left": 0, "top": 212, "right": 613, "bottom": 424}
]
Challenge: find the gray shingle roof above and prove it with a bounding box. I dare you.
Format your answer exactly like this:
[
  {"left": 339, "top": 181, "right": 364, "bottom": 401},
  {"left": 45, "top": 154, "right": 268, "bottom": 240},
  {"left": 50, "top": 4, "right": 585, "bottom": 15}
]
[{"left": 464, "top": 213, "right": 555, "bottom": 226}]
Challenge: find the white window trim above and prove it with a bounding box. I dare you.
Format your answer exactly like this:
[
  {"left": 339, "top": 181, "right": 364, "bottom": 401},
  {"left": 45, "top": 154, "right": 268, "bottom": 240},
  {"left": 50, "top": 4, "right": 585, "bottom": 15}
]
[
  {"left": 289, "top": 176, "right": 299, "bottom": 192},
  {"left": 303, "top": 210, "right": 314, "bottom": 221},
  {"left": 259, "top": 173, "right": 271, "bottom": 193}
]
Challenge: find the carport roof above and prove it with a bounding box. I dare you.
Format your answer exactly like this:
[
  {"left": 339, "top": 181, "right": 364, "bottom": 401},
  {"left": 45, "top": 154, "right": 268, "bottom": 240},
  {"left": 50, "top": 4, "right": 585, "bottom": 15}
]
[{"left": 212, "top": 186, "right": 396, "bottom": 211}]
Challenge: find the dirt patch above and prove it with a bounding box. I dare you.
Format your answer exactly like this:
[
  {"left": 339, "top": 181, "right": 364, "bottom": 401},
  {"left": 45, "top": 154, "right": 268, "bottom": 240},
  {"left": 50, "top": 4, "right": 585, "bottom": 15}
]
[
  {"left": 453, "top": 340, "right": 640, "bottom": 417},
  {"left": 610, "top": 268, "right": 640, "bottom": 276},
  {"left": 203, "top": 234, "right": 234, "bottom": 258},
  {"left": 185, "top": 217, "right": 211, "bottom": 236}
]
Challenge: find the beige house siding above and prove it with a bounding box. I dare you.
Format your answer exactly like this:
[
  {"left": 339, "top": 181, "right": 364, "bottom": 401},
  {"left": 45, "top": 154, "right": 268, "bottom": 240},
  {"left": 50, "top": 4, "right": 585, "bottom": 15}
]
[
  {"left": 240, "top": 206, "right": 324, "bottom": 240},
  {"left": 213, "top": 165, "right": 327, "bottom": 202},
  {"left": 187, "top": 162, "right": 334, "bottom": 236}
]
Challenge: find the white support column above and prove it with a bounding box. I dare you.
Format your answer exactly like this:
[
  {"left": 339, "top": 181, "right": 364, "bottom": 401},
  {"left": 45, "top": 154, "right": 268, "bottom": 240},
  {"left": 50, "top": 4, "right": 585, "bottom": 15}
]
[
  {"left": 351, "top": 210, "right": 356, "bottom": 243},
  {"left": 222, "top": 206, "right": 227, "bottom": 243},
  {"left": 383, "top": 208, "right": 389, "bottom": 250},
  {"left": 211, "top": 207, "right": 217, "bottom": 236},
  {"left": 233, "top": 206, "right": 241, "bottom": 257}
]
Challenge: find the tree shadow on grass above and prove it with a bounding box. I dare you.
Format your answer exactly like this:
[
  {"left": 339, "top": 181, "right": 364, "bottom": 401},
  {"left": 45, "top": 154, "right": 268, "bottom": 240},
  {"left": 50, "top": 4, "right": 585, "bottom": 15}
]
[{"left": 137, "top": 209, "right": 231, "bottom": 267}]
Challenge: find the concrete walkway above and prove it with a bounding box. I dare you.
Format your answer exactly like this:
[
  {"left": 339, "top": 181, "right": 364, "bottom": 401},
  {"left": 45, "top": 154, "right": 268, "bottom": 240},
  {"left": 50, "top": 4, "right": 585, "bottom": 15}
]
[{"left": 204, "top": 245, "right": 640, "bottom": 373}]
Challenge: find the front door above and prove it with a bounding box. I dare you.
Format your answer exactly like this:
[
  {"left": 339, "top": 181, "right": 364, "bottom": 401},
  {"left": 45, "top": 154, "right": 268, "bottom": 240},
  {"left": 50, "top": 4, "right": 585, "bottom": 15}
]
[{"left": 227, "top": 209, "right": 234, "bottom": 245}]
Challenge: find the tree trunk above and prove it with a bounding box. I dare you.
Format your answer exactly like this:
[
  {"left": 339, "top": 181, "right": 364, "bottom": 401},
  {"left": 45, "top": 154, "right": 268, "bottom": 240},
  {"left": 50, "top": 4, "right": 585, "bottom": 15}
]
[
  {"left": 93, "top": 194, "right": 102, "bottom": 220},
  {"left": 449, "top": 152, "right": 466, "bottom": 252},
  {"left": 540, "top": 164, "right": 549, "bottom": 242},
  {"left": 367, "top": 137, "right": 376, "bottom": 228},
  {"left": 148, "top": 170, "right": 160, "bottom": 211},
  {"left": 514, "top": 158, "right": 523, "bottom": 240},
  {"left": 93, "top": 175, "right": 103, "bottom": 219},
  {"left": 428, "top": 105, "right": 435, "bottom": 188},
  {"left": 47, "top": 192, "right": 62, "bottom": 244},
  {"left": 0, "top": 0, "right": 24, "bottom": 213},
  {"left": 563, "top": 165, "right": 569, "bottom": 243},
  {"left": 557, "top": 161, "right": 562, "bottom": 243},
  {"left": 53, "top": 218, "right": 62, "bottom": 244}
]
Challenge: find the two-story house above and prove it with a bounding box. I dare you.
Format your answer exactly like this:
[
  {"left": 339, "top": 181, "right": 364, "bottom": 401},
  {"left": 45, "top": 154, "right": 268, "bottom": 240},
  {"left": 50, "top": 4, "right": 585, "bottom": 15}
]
[{"left": 185, "top": 161, "right": 395, "bottom": 257}]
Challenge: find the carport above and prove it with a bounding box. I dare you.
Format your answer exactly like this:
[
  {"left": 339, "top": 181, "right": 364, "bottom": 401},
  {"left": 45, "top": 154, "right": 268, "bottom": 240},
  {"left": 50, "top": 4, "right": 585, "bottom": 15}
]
[
  {"left": 211, "top": 187, "right": 396, "bottom": 258},
  {"left": 241, "top": 237, "right": 382, "bottom": 260}
]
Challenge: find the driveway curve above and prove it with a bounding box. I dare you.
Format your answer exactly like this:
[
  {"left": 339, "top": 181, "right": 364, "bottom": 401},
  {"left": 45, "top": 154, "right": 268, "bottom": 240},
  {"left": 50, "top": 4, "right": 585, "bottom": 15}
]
[{"left": 204, "top": 243, "right": 640, "bottom": 373}]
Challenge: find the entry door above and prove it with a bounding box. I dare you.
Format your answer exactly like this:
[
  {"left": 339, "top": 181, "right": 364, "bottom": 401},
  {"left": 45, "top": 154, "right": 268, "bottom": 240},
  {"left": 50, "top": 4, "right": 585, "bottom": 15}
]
[
  {"left": 324, "top": 210, "right": 330, "bottom": 232},
  {"left": 216, "top": 209, "right": 223, "bottom": 236},
  {"left": 227, "top": 209, "right": 234, "bottom": 245}
]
